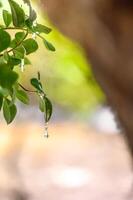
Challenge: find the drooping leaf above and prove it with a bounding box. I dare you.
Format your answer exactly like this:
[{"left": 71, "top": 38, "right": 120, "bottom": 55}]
[
  {"left": 38, "top": 95, "right": 53, "bottom": 122},
  {"left": 3, "top": 99, "right": 17, "bottom": 124},
  {"left": 39, "top": 96, "right": 45, "bottom": 112},
  {"left": 43, "top": 39, "right": 55, "bottom": 51},
  {"left": 3, "top": 99, "right": 10, "bottom": 124},
  {"left": 9, "top": 103, "right": 17, "bottom": 123},
  {"left": 3, "top": 10, "right": 12, "bottom": 27},
  {"left": 44, "top": 97, "right": 52, "bottom": 122},
  {"left": 9, "top": 0, "right": 25, "bottom": 27},
  {"left": 0, "top": 30, "right": 11, "bottom": 52},
  {"left": 22, "top": 38, "right": 38, "bottom": 55}
]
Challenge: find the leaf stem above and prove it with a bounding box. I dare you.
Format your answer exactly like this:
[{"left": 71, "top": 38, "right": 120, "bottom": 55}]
[
  {"left": 3, "top": 27, "right": 27, "bottom": 31},
  {"left": 19, "top": 83, "right": 37, "bottom": 93}
]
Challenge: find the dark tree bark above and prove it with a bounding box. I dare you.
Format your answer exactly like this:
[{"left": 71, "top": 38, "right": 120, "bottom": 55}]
[{"left": 40, "top": 0, "right": 133, "bottom": 156}]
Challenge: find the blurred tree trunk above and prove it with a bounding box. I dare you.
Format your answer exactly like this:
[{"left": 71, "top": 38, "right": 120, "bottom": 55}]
[{"left": 40, "top": 0, "right": 133, "bottom": 156}]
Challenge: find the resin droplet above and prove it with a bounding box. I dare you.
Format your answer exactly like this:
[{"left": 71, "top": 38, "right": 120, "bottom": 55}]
[{"left": 44, "top": 122, "right": 49, "bottom": 138}]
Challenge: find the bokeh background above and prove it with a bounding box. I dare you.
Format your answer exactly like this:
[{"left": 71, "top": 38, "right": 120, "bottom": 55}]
[{"left": 0, "top": 1, "right": 132, "bottom": 200}]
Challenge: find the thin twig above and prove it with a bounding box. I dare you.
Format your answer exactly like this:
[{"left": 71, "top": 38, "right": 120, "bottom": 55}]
[{"left": 18, "top": 83, "right": 37, "bottom": 93}]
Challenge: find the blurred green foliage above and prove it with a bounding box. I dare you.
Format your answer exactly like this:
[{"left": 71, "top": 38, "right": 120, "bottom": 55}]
[{"left": 1, "top": 0, "right": 105, "bottom": 114}]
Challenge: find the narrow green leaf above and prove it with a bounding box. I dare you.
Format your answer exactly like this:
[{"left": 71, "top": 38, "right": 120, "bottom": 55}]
[
  {"left": 39, "top": 96, "right": 45, "bottom": 112},
  {"left": 9, "top": 103, "right": 17, "bottom": 123},
  {"left": 3, "top": 10, "right": 12, "bottom": 27},
  {"left": 34, "top": 24, "right": 52, "bottom": 34},
  {"left": 9, "top": 0, "right": 25, "bottom": 27},
  {"left": 3, "top": 99, "right": 10, "bottom": 124},
  {"left": 0, "top": 30, "right": 11, "bottom": 52},
  {"left": 16, "top": 90, "right": 29, "bottom": 104},
  {"left": 44, "top": 97, "right": 52, "bottom": 122},
  {"left": 22, "top": 38, "right": 38, "bottom": 55},
  {"left": 3, "top": 99, "right": 17, "bottom": 124},
  {"left": 43, "top": 39, "right": 56, "bottom": 51}
]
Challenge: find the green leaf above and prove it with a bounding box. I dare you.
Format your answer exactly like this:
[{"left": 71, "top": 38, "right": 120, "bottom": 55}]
[
  {"left": 0, "top": 30, "right": 11, "bottom": 52},
  {"left": 9, "top": 0, "right": 25, "bottom": 27},
  {"left": 44, "top": 97, "right": 52, "bottom": 122},
  {"left": 0, "top": 87, "right": 9, "bottom": 97},
  {"left": 30, "top": 78, "right": 43, "bottom": 92},
  {"left": 15, "top": 31, "right": 25, "bottom": 42},
  {"left": 22, "top": 38, "right": 38, "bottom": 55},
  {"left": 43, "top": 39, "right": 56, "bottom": 52},
  {"left": 10, "top": 38, "right": 17, "bottom": 48},
  {"left": 3, "top": 99, "right": 17, "bottom": 124},
  {"left": 0, "top": 64, "right": 18, "bottom": 89},
  {"left": 25, "top": 18, "right": 33, "bottom": 30},
  {"left": 3, "top": 99, "right": 10, "bottom": 124},
  {"left": 24, "top": 57, "right": 31, "bottom": 65},
  {"left": 39, "top": 96, "right": 45, "bottom": 112},
  {"left": 0, "top": 1, "right": 2, "bottom": 7},
  {"left": 16, "top": 90, "right": 29, "bottom": 104},
  {"left": 38, "top": 95, "right": 53, "bottom": 122},
  {"left": 34, "top": 24, "right": 52, "bottom": 34},
  {"left": 13, "top": 46, "right": 25, "bottom": 59},
  {"left": 3, "top": 10, "right": 12, "bottom": 27},
  {"left": 0, "top": 95, "right": 3, "bottom": 110},
  {"left": 9, "top": 57, "right": 21, "bottom": 67}
]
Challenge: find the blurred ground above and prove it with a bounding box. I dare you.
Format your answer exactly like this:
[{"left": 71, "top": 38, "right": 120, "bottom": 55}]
[{"left": 0, "top": 122, "right": 132, "bottom": 200}]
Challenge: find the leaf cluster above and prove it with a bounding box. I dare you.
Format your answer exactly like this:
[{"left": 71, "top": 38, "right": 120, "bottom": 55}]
[{"left": 0, "top": 0, "right": 54, "bottom": 124}]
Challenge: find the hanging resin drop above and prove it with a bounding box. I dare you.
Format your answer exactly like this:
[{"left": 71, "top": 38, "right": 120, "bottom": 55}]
[{"left": 44, "top": 122, "right": 49, "bottom": 138}]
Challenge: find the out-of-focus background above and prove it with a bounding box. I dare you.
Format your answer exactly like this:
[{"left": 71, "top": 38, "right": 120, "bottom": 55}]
[{"left": 0, "top": 0, "right": 132, "bottom": 200}]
